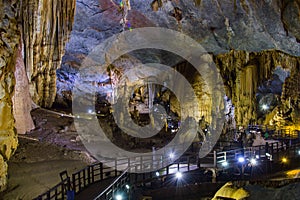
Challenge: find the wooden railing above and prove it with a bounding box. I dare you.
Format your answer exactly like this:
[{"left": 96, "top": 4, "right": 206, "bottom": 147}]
[
  {"left": 35, "top": 139, "right": 300, "bottom": 200},
  {"left": 35, "top": 177, "right": 71, "bottom": 200}
]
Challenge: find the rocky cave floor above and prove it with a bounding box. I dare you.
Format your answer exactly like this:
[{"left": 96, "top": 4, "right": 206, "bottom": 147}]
[
  {"left": 0, "top": 108, "right": 94, "bottom": 200},
  {"left": 0, "top": 107, "right": 174, "bottom": 199}
]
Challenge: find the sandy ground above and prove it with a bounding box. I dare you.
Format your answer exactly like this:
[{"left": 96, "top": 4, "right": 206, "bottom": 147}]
[{"left": 0, "top": 108, "right": 94, "bottom": 200}]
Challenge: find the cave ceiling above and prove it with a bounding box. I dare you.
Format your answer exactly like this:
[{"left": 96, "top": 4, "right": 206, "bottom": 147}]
[{"left": 56, "top": 0, "right": 300, "bottom": 126}]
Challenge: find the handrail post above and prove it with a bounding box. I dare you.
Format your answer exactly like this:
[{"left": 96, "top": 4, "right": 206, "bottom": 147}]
[
  {"left": 213, "top": 151, "right": 217, "bottom": 168},
  {"left": 79, "top": 172, "right": 82, "bottom": 191},
  {"left": 115, "top": 159, "right": 118, "bottom": 177},
  {"left": 271, "top": 143, "right": 274, "bottom": 158},
  {"left": 72, "top": 173, "right": 76, "bottom": 193},
  {"left": 140, "top": 156, "right": 143, "bottom": 172},
  {"left": 128, "top": 158, "right": 130, "bottom": 173}
]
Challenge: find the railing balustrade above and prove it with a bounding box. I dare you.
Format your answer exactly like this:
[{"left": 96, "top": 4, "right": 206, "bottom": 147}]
[{"left": 35, "top": 139, "right": 300, "bottom": 200}]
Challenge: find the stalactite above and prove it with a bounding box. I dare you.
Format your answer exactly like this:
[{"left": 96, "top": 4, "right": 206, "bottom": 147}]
[
  {"left": 214, "top": 50, "right": 300, "bottom": 126},
  {"left": 21, "top": 0, "right": 76, "bottom": 108}
]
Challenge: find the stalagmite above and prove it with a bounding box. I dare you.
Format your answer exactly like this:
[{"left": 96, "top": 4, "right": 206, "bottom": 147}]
[{"left": 12, "top": 40, "right": 35, "bottom": 134}]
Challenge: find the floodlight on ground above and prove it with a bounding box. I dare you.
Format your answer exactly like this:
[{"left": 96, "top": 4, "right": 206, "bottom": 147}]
[
  {"left": 115, "top": 194, "right": 123, "bottom": 200},
  {"left": 88, "top": 109, "right": 92, "bottom": 114},
  {"left": 238, "top": 157, "right": 245, "bottom": 163},
  {"left": 175, "top": 172, "right": 182, "bottom": 179},
  {"left": 250, "top": 158, "right": 257, "bottom": 165},
  {"left": 221, "top": 161, "right": 228, "bottom": 167}
]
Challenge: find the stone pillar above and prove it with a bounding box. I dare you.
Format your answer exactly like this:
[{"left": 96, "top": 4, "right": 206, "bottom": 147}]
[{"left": 12, "top": 40, "right": 35, "bottom": 134}]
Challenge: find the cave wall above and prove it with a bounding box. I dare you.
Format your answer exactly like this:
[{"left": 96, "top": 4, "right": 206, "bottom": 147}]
[
  {"left": 0, "top": 0, "right": 76, "bottom": 191},
  {"left": 21, "top": 0, "right": 76, "bottom": 107},
  {"left": 214, "top": 50, "right": 300, "bottom": 126},
  {"left": 0, "top": 0, "right": 19, "bottom": 191}
]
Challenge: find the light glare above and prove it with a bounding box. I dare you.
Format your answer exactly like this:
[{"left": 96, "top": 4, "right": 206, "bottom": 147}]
[
  {"left": 169, "top": 153, "right": 175, "bottom": 159},
  {"left": 115, "top": 194, "right": 123, "bottom": 200},
  {"left": 262, "top": 104, "right": 269, "bottom": 110},
  {"left": 221, "top": 161, "right": 228, "bottom": 167},
  {"left": 250, "top": 158, "right": 257, "bottom": 165},
  {"left": 238, "top": 157, "right": 245, "bottom": 163},
  {"left": 175, "top": 172, "right": 182, "bottom": 179},
  {"left": 282, "top": 157, "right": 288, "bottom": 163}
]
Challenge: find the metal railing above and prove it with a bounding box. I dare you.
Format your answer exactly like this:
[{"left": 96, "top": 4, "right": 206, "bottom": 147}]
[{"left": 35, "top": 139, "right": 300, "bottom": 200}]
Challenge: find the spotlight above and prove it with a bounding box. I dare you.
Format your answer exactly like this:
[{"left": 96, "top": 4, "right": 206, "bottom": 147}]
[
  {"left": 221, "top": 161, "right": 228, "bottom": 167},
  {"left": 250, "top": 158, "right": 257, "bottom": 165},
  {"left": 88, "top": 109, "right": 93, "bottom": 114},
  {"left": 155, "top": 171, "right": 160, "bottom": 177},
  {"left": 175, "top": 172, "right": 182, "bottom": 179},
  {"left": 298, "top": 150, "right": 300, "bottom": 155},
  {"left": 238, "top": 157, "right": 245, "bottom": 163},
  {"left": 125, "top": 184, "right": 130, "bottom": 190},
  {"left": 266, "top": 153, "right": 271, "bottom": 157},
  {"left": 282, "top": 157, "right": 288, "bottom": 163},
  {"left": 115, "top": 194, "right": 123, "bottom": 200},
  {"left": 169, "top": 153, "right": 175, "bottom": 159},
  {"left": 255, "top": 155, "right": 260, "bottom": 159}
]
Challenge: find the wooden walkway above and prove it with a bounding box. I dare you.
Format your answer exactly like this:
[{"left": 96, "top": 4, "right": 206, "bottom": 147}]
[{"left": 35, "top": 140, "right": 300, "bottom": 200}]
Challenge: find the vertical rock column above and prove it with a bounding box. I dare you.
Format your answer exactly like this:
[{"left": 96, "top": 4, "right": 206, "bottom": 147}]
[
  {"left": 0, "top": 1, "right": 19, "bottom": 191},
  {"left": 21, "top": 0, "right": 76, "bottom": 108},
  {"left": 12, "top": 40, "right": 35, "bottom": 134},
  {"left": 214, "top": 50, "right": 297, "bottom": 126}
]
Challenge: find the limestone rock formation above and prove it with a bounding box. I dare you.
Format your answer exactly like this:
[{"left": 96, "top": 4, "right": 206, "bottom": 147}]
[
  {"left": 0, "top": 0, "right": 19, "bottom": 191},
  {"left": 214, "top": 50, "right": 300, "bottom": 126},
  {"left": 21, "top": 0, "right": 76, "bottom": 107},
  {"left": 57, "top": 0, "right": 300, "bottom": 129},
  {"left": 12, "top": 41, "right": 35, "bottom": 134},
  {"left": 0, "top": 0, "right": 76, "bottom": 191}
]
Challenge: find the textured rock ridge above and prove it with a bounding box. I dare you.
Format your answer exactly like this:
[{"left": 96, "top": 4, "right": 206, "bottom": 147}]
[
  {"left": 214, "top": 50, "right": 300, "bottom": 126},
  {"left": 21, "top": 0, "right": 76, "bottom": 107},
  {"left": 0, "top": 0, "right": 76, "bottom": 191},
  {"left": 0, "top": 0, "right": 19, "bottom": 191},
  {"left": 12, "top": 40, "right": 35, "bottom": 134}
]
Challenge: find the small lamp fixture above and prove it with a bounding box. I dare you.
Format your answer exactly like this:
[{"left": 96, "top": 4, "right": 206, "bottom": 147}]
[
  {"left": 221, "top": 161, "right": 228, "bottom": 167},
  {"left": 115, "top": 194, "right": 123, "bottom": 200},
  {"left": 175, "top": 172, "right": 182, "bottom": 179},
  {"left": 281, "top": 157, "right": 288, "bottom": 163},
  {"left": 250, "top": 158, "right": 257, "bottom": 166},
  {"left": 238, "top": 157, "right": 245, "bottom": 163}
]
